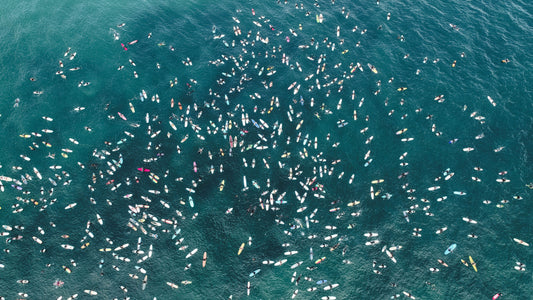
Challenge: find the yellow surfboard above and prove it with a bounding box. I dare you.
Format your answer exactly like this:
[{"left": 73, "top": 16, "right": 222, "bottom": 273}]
[
  {"left": 315, "top": 256, "right": 326, "bottom": 264},
  {"left": 469, "top": 256, "right": 477, "bottom": 272}
]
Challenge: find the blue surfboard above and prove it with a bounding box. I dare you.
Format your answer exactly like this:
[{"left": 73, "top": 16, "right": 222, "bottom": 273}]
[{"left": 444, "top": 243, "right": 457, "bottom": 255}]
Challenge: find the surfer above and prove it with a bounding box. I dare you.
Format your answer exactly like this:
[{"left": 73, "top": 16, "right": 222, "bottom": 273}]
[{"left": 53, "top": 279, "right": 64, "bottom": 288}]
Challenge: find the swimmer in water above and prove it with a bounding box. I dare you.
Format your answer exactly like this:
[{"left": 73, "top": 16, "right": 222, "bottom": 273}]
[{"left": 53, "top": 279, "right": 64, "bottom": 288}]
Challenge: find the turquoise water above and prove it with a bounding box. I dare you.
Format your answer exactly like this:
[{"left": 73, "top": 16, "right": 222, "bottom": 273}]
[{"left": 0, "top": 0, "right": 532, "bottom": 299}]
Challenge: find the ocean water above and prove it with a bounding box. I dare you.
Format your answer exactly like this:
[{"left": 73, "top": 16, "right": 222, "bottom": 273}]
[{"left": 0, "top": 0, "right": 532, "bottom": 299}]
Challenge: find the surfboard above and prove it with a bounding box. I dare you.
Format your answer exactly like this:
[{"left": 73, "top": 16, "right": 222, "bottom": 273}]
[
  {"left": 444, "top": 243, "right": 456, "bottom": 255},
  {"left": 238, "top": 243, "right": 245, "bottom": 255},
  {"left": 469, "top": 256, "right": 477, "bottom": 272},
  {"left": 513, "top": 238, "right": 529, "bottom": 246},
  {"left": 315, "top": 256, "right": 326, "bottom": 264}
]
